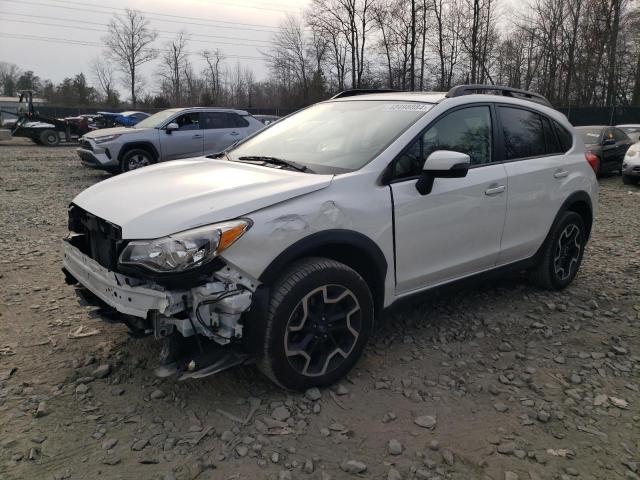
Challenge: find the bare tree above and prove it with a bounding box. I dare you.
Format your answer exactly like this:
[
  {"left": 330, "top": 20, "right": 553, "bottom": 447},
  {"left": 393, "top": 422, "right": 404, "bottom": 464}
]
[
  {"left": 265, "top": 14, "right": 312, "bottom": 102},
  {"left": 90, "top": 58, "right": 118, "bottom": 106},
  {"left": 158, "top": 32, "right": 189, "bottom": 106},
  {"left": 201, "top": 49, "right": 225, "bottom": 104},
  {"left": 103, "top": 8, "right": 157, "bottom": 107}
]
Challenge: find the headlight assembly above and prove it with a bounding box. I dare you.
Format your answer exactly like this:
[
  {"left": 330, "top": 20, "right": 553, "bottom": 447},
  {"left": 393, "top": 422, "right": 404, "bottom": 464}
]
[
  {"left": 119, "top": 220, "right": 251, "bottom": 273},
  {"left": 94, "top": 134, "right": 121, "bottom": 144}
]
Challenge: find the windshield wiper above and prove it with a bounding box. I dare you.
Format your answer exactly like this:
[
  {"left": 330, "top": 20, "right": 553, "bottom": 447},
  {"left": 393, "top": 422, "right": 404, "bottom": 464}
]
[{"left": 236, "top": 156, "right": 313, "bottom": 173}]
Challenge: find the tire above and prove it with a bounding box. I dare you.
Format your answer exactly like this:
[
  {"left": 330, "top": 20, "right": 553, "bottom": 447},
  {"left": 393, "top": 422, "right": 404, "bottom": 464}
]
[
  {"left": 120, "top": 148, "right": 155, "bottom": 173},
  {"left": 32, "top": 138, "right": 42, "bottom": 145},
  {"left": 622, "top": 174, "right": 638, "bottom": 185},
  {"left": 39, "top": 129, "right": 60, "bottom": 147},
  {"left": 257, "top": 257, "right": 374, "bottom": 390},
  {"left": 530, "top": 211, "right": 586, "bottom": 290}
]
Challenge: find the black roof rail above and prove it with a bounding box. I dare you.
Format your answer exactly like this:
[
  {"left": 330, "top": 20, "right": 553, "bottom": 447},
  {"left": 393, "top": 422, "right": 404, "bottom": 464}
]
[
  {"left": 446, "top": 84, "right": 552, "bottom": 107},
  {"left": 331, "top": 88, "right": 402, "bottom": 99}
]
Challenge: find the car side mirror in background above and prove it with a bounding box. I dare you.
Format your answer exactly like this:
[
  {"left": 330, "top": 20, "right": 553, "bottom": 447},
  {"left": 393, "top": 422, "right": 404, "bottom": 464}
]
[
  {"left": 416, "top": 150, "right": 470, "bottom": 195},
  {"left": 165, "top": 122, "right": 179, "bottom": 134},
  {"left": 602, "top": 138, "right": 615, "bottom": 146}
]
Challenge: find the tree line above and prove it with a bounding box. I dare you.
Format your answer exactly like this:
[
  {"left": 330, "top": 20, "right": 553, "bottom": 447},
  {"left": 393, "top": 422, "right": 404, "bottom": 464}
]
[{"left": 1, "top": 0, "right": 639, "bottom": 111}]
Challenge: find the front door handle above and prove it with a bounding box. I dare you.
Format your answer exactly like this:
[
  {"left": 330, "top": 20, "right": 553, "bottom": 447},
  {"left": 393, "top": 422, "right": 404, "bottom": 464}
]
[
  {"left": 192, "top": 134, "right": 203, "bottom": 139},
  {"left": 484, "top": 185, "right": 505, "bottom": 196},
  {"left": 553, "top": 169, "right": 569, "bottom": 179}
]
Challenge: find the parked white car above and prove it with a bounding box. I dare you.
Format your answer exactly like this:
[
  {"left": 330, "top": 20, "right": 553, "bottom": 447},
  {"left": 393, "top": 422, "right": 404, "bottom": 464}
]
[
  {"left": 63, "top": 85, "right": 598, "bottom": 389},
  {"left": 77, "top": 107, "right": 264, "bottom": 173},
  {"left": 622, "top": 141, "right": 640, "bottom": 185}
]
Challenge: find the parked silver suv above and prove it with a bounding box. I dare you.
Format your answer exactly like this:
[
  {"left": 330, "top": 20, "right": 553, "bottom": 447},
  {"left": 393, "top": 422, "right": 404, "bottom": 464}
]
[{"left": 77, "top": 107, "right": 264, "bottom": 173}]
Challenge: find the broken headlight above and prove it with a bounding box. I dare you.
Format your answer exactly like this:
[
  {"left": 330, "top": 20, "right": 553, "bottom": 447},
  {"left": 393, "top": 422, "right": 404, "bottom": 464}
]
[{"left": 118, "top": 220, "right": 251, "bottom": 273}]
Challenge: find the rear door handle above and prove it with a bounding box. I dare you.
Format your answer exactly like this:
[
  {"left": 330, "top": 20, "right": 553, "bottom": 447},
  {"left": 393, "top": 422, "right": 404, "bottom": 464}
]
[
  {"left": 484, "top": 185, "right": 505, "bottom": 196},
  {"left": 553, "top": 170, "right": 569, "bottom": 179},
  {"left": 192, "top": 134, "right": 203, "bottom": 139},
  {"left": 230, "top": 131, "right": 240, "bottom": 136}
]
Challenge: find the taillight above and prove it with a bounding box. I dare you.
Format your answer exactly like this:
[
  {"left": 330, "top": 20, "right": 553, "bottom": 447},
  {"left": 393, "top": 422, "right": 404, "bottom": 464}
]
[{"left": 585, "top": 151, "right": 600, "bottom": 174}]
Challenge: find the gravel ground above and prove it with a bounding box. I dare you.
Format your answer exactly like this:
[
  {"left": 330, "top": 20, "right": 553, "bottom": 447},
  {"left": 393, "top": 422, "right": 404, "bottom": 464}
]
[{"left": 0, "top": 138, "right": 639, "bottom": 480}]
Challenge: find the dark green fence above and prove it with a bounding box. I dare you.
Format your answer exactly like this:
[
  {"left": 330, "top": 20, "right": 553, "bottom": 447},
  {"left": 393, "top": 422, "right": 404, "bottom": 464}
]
[{"left": 557, "top": 106, "right": 640, "bottom": 126}]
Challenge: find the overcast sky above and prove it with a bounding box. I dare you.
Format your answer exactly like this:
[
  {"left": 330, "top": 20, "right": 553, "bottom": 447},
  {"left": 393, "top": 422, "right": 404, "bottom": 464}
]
[
  {"left": 0, "top": 0, "right": 310, "bottom": 93},
  {"left": 0, "top": 0, "right": 529, "bottom": 97}
]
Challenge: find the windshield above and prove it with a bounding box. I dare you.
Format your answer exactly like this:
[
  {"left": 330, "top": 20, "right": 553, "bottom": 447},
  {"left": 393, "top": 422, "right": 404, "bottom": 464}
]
[
  {"left": 576, "top": 127, "right": 602, "bottom": 145},
  {"left": 134, "top": 110, "right": 178, "bottom": 129},
  {"left": 228, "top": 100, "right": 433, "bottom": 173}
]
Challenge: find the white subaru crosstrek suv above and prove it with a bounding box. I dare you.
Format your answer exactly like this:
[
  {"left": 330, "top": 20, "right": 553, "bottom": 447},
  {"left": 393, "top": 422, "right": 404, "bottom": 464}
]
[{"left": 63, "top": 85, "right": 598, "bottom": 390}]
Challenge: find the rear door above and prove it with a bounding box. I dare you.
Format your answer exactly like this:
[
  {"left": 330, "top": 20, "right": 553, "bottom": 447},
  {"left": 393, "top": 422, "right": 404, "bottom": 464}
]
[
  {"left": 158, "top": 112, "right": 204, "bottom": 161},
  {"left": 496, "top": 106, "right": 570, "bottom": 264},
  {"left": 612, "top": 128, "right": 632, "bottom": 164},
  {"left": 391, "top": 105, "right": 508, "bottom": 293},
  {"left": 201, "top": 112, "right": 247, "bottom": 154}
]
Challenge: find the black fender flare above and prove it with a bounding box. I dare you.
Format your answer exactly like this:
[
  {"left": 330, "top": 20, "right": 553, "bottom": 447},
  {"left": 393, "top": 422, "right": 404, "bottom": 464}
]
[
  {"left": 118, "top": 141, "right": 159, "bottom": 162},
  {"left": 258, "top": 229, "right": 388, "bottom": 308},
  {"left": 534, "top": 190, "right": 594, "bottom": 261}
]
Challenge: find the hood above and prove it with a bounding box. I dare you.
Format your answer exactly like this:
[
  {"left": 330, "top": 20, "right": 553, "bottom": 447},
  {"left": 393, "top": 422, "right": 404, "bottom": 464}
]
[
  {"left": 72, "top": 158, "right": 334, "bottom": 239},
  {"left": 84, "top": 126, "right": 149, "bottom": 138}
]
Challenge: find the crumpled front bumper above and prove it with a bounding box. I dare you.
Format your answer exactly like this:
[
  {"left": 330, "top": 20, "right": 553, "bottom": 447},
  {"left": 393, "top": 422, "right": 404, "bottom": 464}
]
[{"left": 62, "top": 241, "right": 184, "bottom": 318}]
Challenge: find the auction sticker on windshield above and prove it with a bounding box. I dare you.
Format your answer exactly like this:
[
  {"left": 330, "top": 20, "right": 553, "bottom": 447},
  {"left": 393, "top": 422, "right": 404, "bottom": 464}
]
[{"left": 382, "top": 103, "right": 432, "bottom": 112}]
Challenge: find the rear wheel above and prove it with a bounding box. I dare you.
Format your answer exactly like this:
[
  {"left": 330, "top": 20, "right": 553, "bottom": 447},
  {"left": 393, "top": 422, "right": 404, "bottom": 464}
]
[
  {"left": 120, "top": 148, "right": 155, "bottom": 172},
  {"left": 39, "top": 129, "right": 60, "bottom": 146},
  {"left": 257, "top": 257, "right": 374, "bottom": 390},
  {"left": 530, "top": 211, "right": 586, "bottom": 290}
]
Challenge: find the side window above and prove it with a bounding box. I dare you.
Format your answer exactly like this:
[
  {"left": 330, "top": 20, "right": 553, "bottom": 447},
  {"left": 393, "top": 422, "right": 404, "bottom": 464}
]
[
  {"left": 201, "top": 112, "right": 232, "bottom": 129},
  {"left": 553, "top": 120, "right": 573, "bottom": 152},
  {"left": 499, "top": 107, "right": 545, "bottom": 160},
  {"left": 393, "top": 106, "right": 493, "bottom": 179},
  {"left": 604, "top": 128, "right": 616, "bottom": 143},
  {"left": 541, "top": 116, "right": 562, "bottom": 155},
  {"left": 173, "top": 113, "right": 200, "bottom": 131},
  {"left": 612, "top": 128, "right": 629, "bottom": 142},
  {"left": 231, "top": 114, "right": 250, "bottom": 128},
  {"left": 201, "top": 112, "right": 249, "bottom": 129}
]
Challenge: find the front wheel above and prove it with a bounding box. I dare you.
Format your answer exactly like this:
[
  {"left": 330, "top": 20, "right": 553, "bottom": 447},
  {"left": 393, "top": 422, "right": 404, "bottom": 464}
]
[
  {"left": 120, "top": 148, "right": 155, "bottom": 172},
  {"left": 257, "top": 257, "right": 374, "bottom": 390},
  {"left": 530, "top": 211, "right": 586, "bottom": 290}
]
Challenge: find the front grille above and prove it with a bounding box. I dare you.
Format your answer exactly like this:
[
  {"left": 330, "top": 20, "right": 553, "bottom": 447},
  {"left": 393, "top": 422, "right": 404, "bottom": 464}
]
[
  {"left": 633, "top": 166, "right": 640, "bottom": 173},
  {"left": 79, "top": 139, "right": 93, "bottom": 151},
  {"left": 67, "top": 204, "right": 122, "bottom": 270}
]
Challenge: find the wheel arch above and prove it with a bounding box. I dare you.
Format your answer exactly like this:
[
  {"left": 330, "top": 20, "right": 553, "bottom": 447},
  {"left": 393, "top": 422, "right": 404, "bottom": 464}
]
[
  {"left": 258, "top": 229, "right": 388, "bottom": 316},
  {"left": 117, "top": 141, "right": 159, "bottom": 162},
  {"left": 535, "top": 190, "right": 593, "bottom": 262}
]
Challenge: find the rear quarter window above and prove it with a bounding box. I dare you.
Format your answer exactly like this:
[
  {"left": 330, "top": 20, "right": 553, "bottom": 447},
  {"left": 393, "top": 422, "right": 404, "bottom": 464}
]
[{"left": 553, "top": 121, "right": 573, "bottom": 152}]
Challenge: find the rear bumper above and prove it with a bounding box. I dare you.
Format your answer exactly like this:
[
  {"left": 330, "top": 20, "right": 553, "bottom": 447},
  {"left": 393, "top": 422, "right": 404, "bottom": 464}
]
[{"left": 62, "top": 241, "right": 181, "bottom": 318}]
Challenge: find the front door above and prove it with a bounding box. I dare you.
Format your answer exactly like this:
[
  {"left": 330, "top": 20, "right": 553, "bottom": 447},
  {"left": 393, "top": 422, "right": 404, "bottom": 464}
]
[
  {"left": 159, "top": 112, "right": 204, "bottom": 161},
  {"left": 391, "top": 105, "right": 508, "bottom": 294}
]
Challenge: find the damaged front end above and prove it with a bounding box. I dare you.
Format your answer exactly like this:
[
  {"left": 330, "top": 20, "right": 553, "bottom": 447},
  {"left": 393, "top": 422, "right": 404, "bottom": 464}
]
[{"left": 63, "top": 205, "right": 260, "bottom": 380}]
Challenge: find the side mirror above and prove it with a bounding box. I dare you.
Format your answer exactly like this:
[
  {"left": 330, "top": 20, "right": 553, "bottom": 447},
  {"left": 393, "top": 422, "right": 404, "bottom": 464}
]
[
  {"left": 416, "top": 150, "right": 470, "bottom": 195},
  {"left": 602, "top": 138, "right": 615, "bottom": 146},
  {"left": 165, "top": 122, "right": 179, "bottom": 134}
]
